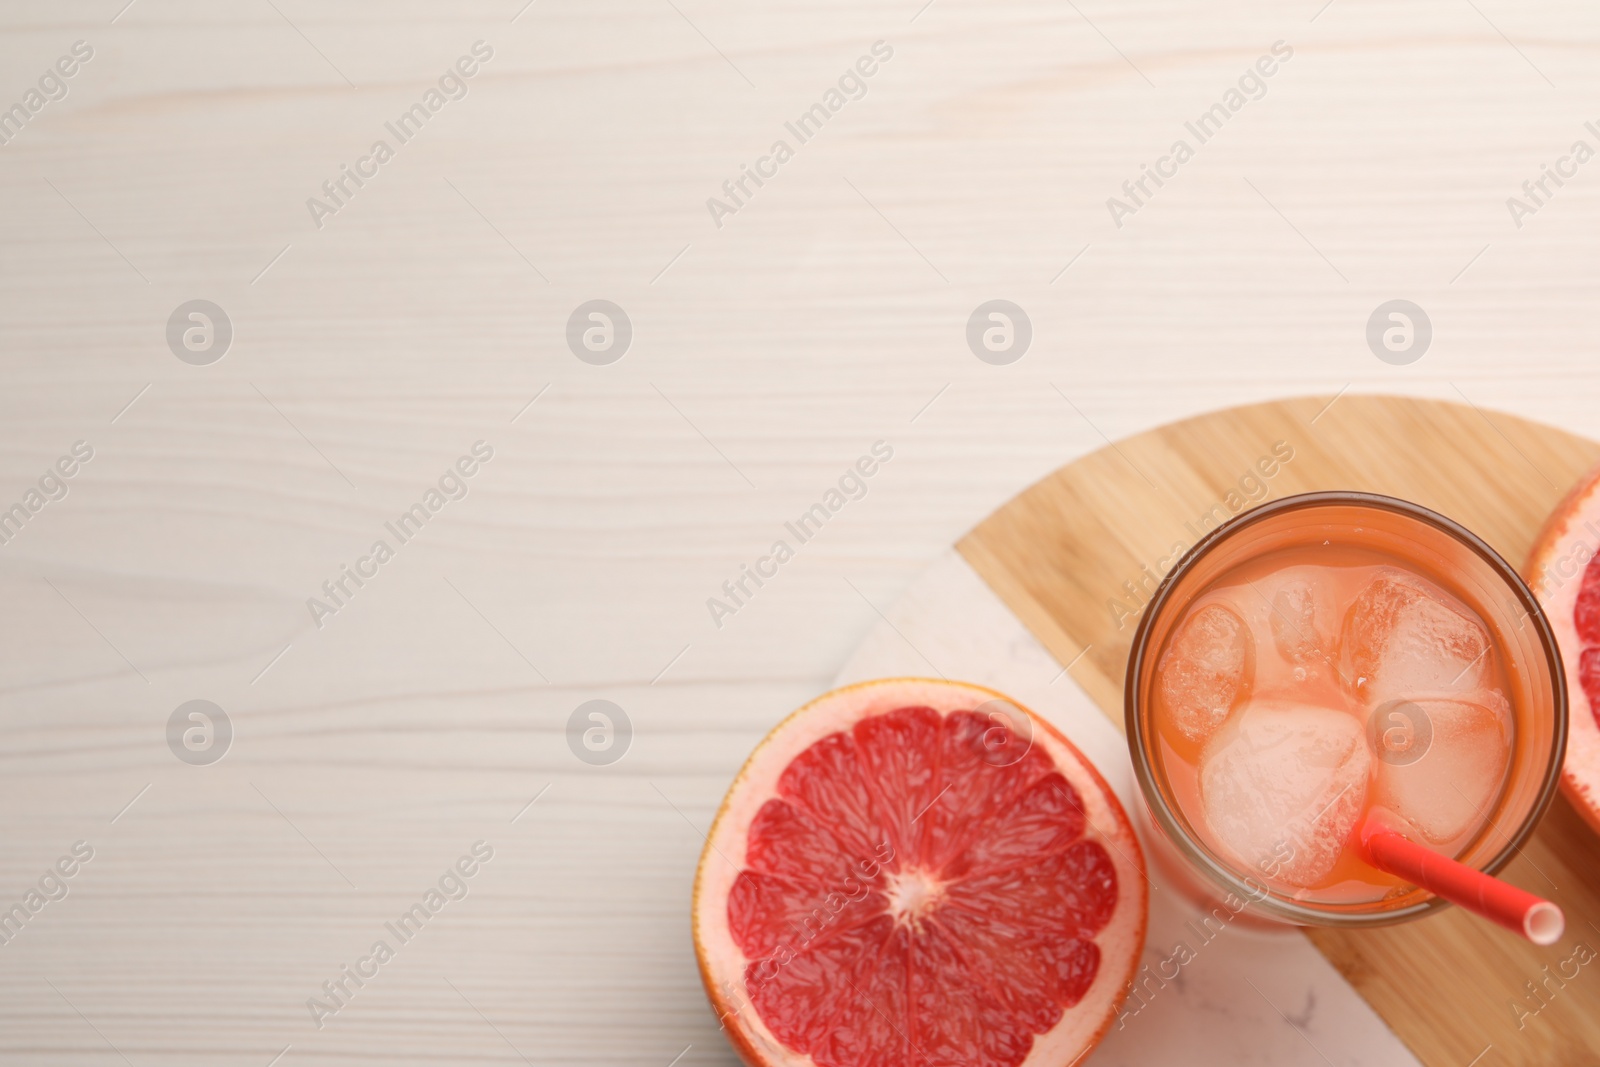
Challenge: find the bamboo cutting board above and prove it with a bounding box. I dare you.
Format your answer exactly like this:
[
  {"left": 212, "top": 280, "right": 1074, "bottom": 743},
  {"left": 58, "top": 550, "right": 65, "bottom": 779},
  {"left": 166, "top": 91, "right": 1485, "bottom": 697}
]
[{"left": 957, "top": 394, "right": 1600, "bottom": 1067}]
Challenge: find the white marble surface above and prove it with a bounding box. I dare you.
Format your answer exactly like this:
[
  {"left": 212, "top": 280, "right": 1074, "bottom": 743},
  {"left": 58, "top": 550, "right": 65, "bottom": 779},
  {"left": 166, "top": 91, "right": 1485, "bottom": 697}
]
[{"left": 835, "top": 549, "right": 1421, "bottom": 1067}]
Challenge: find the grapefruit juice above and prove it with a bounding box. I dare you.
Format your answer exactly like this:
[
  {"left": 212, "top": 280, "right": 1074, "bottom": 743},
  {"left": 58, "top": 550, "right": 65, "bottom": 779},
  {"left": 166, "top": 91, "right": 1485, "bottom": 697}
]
[
  {"left": 1152, "top": 543, "right": 1514, "bottom": 906},
  {"left": 1125, "top": 494, "right": 1567, "bottom": 925}
]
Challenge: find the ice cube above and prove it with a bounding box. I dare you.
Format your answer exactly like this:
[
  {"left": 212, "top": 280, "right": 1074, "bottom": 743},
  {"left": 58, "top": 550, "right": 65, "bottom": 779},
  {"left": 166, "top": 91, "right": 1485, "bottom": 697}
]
[
  {"left": 1158, "top": 603, "right": 1252, "bottom": 744},
  {"left": 1370, "top": 691, "right": 1511, "bottom": 845},
  {"left": 1199, "top": 701, "right": 1370, "bottom": 888},
  {"left": 1270, "top": 580, "right": 1325, "bottom": 665},
  {"left": 1341, "top": 569, "right": 1492, "bottom": 706}
]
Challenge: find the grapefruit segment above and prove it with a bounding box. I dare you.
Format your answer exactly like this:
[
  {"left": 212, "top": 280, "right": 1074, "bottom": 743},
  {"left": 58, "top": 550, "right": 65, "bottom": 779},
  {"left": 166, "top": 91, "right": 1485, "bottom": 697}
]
[
  {"left": 1582, "top": 648, "right": 1600, "bottom": 712},
  {"left": 949, "top": 772, "right": 1088, "bottom": 875},
  {"left": 851, "top": 704, "right": 943, "bottom": 862},
  {"left": 1575, "top": 553, "right": 1600, "bottom": 645},
  {"left": 693, "top": 678, "right": 1146, "bottom": 1067},
  {"left": 1526, "top": 463, "right": 1600, "bottom": 834}
]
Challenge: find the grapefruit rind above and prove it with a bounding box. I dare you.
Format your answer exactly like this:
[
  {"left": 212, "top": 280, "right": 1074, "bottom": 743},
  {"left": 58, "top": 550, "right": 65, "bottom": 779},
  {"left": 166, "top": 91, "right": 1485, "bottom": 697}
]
[
  {"left": 1525, "top": 465, "right": 1600, "bottom": 836},
  {"left": 691, "top": 677, "right": 1148, "bottom": 1067}
]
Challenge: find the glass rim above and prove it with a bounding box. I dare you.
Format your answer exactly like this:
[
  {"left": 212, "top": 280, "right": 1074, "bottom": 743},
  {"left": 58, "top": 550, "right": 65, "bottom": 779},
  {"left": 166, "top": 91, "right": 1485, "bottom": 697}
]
[{"left": 1123, "top": 490, "right": 1569, "bottom": 927}]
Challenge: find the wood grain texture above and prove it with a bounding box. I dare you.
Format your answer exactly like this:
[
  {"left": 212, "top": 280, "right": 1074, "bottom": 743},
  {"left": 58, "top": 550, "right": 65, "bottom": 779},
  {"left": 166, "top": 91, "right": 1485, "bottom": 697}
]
[{"left": 959, "top": 394, "right": 1600, "bottom": 1067}]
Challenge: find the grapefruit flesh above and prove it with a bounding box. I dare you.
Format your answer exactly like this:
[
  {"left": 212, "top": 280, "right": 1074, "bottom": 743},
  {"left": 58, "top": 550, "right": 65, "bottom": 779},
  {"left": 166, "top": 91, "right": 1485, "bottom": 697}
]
[
  {"left": 1525, "top": 464, "right": 1600, "bottom": 833},
  {"left": 693, "top": 678, "right": 1146, "bottom": 1067}
]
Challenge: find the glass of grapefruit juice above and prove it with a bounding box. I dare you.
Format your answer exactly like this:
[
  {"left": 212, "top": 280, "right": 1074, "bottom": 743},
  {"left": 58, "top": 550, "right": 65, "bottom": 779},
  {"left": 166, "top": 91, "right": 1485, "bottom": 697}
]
[{"left": 1126, "top": 492, "right": 1567, "bottom": 926}]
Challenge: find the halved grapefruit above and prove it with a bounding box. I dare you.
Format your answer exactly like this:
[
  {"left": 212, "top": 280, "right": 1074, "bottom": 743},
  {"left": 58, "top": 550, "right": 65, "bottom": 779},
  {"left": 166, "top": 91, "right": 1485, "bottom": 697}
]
[
  {"left": 692, "top": 678, "right": 1147, "bottom": 1067},
  {"left": 1526, "top": 464, "right": 1600, "bottom": 834}
]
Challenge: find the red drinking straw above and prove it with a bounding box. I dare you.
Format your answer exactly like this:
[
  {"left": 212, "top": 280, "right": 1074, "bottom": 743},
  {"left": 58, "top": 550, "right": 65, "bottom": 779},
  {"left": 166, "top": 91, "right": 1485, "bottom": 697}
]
[{"left": 1359, "top": 822, "right": 1564, "bottom": 945}]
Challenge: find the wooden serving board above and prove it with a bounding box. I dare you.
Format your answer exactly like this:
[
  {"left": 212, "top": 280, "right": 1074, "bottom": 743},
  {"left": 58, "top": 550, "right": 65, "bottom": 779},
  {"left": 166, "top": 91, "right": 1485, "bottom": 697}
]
[{"left": 956, "top": 395, "right": 1600, "bottom": 1067}]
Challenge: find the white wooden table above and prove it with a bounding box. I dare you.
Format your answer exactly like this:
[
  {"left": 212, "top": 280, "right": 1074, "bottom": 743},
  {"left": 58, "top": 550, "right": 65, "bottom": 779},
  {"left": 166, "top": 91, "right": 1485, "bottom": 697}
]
[{"left": 2, "top": 1, "right": 1597, "bottom": 1063}]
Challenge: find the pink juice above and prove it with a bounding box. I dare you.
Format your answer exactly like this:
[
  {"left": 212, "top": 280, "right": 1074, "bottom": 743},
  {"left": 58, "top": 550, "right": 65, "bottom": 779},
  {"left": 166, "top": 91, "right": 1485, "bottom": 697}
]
[{"left": 1151, "top": 544, "right": 1515, "bottom": 906}]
